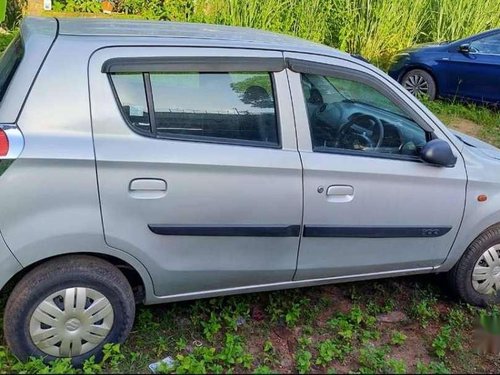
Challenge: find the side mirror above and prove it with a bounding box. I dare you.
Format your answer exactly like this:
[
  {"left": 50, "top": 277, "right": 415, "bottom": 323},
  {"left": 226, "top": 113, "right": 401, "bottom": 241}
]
[
  {"left": 420, "top": 139, "right": 457, "bottom": 167},
  {"left": 458, "top": 43, "right": 471, "bottom": 53}
]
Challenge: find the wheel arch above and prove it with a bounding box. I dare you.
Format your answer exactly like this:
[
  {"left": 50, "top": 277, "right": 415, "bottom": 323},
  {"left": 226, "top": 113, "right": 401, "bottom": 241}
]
[
  {"left": 399, "top": 64, "right": 439, "bottom": 96},
  {"left": 2, "top": 251, "right": 152, "bottom": 304},
  {"left": 441, "top": 217, "right": 500, "bottom": 273}
]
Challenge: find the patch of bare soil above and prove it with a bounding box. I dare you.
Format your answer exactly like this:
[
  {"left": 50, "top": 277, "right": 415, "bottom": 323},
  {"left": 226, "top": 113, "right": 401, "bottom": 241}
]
[
  {"left": 447, "top": 118, "right": 482, "bottom": 138},
  {"left": 271, "top": 325, "right": 296, "bottom": 372}
]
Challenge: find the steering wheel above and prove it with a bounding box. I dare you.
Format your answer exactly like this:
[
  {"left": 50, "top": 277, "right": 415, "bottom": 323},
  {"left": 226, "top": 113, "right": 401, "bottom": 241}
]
[{"left": 334, "top": 114, "right": 384, "bottom": 150}]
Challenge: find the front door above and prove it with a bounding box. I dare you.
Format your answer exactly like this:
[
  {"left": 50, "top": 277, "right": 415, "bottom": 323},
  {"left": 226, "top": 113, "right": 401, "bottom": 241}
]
[
  {"left": 286, "top": 53, "right": 467, "bottom": 280},
  {"left": 447, "top": 32, "right": 500, "bottom": 103},
  {"left": 89, "top": 47, "right": 303, "bottom": 297}
]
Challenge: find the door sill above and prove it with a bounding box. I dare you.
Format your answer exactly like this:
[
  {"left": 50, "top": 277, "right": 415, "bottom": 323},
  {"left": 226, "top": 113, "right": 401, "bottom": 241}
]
[{"left": 145, "top": 266, "right": 439, "bottom": 304}]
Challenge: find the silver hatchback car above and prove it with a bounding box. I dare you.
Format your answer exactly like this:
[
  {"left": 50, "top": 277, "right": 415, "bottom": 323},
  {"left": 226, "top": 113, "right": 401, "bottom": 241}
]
[{"left": 1, "top": 17, "right": 500, "bottom": 364}]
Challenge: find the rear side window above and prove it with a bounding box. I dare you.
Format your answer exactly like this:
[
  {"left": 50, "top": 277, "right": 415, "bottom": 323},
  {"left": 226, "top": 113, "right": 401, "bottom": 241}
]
[
  {"left": 110, "top": 71, "right": 279, "bottom": 147},
  {"left": 0, "top": 34, "right": 24, "bottom": 102},
  {"left": 109, "top": 74, "right": 151, "bottom": 134}
]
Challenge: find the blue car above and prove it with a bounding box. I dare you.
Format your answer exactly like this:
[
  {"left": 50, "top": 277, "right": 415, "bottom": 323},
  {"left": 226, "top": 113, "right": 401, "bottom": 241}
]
[{"left": 388, "top": 28, "right": 500, "bottom": 104}]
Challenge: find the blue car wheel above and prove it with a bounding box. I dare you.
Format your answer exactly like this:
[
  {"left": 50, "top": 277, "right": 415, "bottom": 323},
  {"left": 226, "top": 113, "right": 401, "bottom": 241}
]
[{"left": 401, "top": 69, "right": 437, "bottom": 100}]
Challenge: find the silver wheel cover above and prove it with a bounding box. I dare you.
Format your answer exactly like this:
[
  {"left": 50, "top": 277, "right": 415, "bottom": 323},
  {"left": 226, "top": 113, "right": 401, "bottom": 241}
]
[
  {"left": 472, "top": 244, "right": 500, "bottom": 295},
  {"left": 403, "top": 73, "right": 430, "bottom": 96},
  {"left": 29, "top": 287, "right": 114, "bottom": 357}
]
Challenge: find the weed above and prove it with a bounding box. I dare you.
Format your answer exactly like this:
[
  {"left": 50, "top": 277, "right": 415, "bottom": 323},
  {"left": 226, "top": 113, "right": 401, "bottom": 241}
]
[
  {"left": 358, "top": 345, "right": 389, "bottom": 374},
  {"left": 316, "top": 339, "right": 344, "bottom": 366},
  {"left": 358, "top": 344, "right": 407, "bottom": 374},
  {"left": 263, "top": 340, "right": 274, "bottom": 354},
  {"left": 415, "top": 360, "right": 451, "bottom": 374},
  {"left": 174, "top": 348, "right": 213, "bottom": 374},
  {"left": 295, "top": 349, "right": 312, "bottom": 374},
  {"left": 102, "top": 343, "right": 125, "bottom": 371},
  {"left": 367, "top": 299, "right": 395, "bottom": 315},
  {"left": 218, "top": 333, "right": 253, "bottom": 369},
  {"left": 176, "top": 337, "right": 188, "bottom": 351},
  {"left": 285, "top": 302, "right": 302, "bottom": 327},
  {"left": 432, "top": 326, "right": 450, "bottom": 359},
  {"left": 201, "top": 312, "right": 222, "bottom": 342},
  {"left": 448, "top": 308, "right": 468, "bottom": 329},
  {"left": 136, "top": 308, "right": 160, "bottom": 331},
  {"left": 12, "top": 357, "right": 77, "bottom": 374},
  {"left": 410, "top": 295, "right": 439, "bottom": 328},
  {"left": 262, "top": 339, "right": 278, "bottom": 365},
  {"left": 328, "top": 305, "right": 377, "bottom": 347},
  {"left": 82, "top": 356, "right": 103, "bottom": 374},
  {"left": 386, "top": 358, "right": 407, "bottom": 374},
  {"left": 253, "top": 365, "right": 272, "bottom": 374},
  {"left": 390, "top": 331, "right": 408, "bottom": 346},
  {"left": 432, "top": 320, "right": 464, "bottom": 360},
  {"left": 328, "top": 315, "right": 355, "bottom": 341}
]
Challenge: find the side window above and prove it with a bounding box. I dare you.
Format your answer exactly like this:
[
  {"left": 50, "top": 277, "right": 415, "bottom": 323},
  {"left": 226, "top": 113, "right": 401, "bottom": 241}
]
[
  {"left": 110, "top": 74, "right": 151, "bottom": 133},
  {"left": 301, "top": 73, "right": 428, "bottom": 158},
  {"left": 111, "top": 71, "right": 279, "bottom": 147},
  {"left": 470, "top": 33, "right": 500, "bottom": 55}
]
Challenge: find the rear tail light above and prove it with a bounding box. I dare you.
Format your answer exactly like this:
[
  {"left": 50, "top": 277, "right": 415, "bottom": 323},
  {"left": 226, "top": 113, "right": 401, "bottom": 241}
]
[{"left": 0, "top": 129, "right": 9, "bottom": 156}]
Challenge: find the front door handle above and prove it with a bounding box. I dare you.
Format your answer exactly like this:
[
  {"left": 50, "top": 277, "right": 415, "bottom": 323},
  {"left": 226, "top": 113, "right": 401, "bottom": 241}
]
[
  {"left": 129, "top": 178, "right": 167, "bottom": 199},
  {"left": 326, "top": 185, "right": 354, "bottom": 203}
]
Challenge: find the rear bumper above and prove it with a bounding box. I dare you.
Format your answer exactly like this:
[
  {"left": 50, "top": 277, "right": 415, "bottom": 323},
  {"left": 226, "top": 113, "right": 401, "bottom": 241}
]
[{"left": 0, "top": 231, "right": 22, "bottom": 292}]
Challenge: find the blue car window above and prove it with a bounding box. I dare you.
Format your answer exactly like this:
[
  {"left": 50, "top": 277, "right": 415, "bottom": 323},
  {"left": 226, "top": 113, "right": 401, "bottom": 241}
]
[{"left": 470, "top": 33, "right": 500, "bottom": 55}]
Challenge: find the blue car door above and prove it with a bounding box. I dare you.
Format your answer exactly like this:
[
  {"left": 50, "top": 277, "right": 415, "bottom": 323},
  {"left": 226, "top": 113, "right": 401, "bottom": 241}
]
[{"left": 448, "top": 32, "right": 500, "bottom": 103}]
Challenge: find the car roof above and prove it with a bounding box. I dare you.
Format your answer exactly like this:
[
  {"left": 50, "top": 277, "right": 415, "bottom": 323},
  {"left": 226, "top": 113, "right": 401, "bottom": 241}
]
[{"left": 24, "top": 17, "right": 350, "bottom": 58}]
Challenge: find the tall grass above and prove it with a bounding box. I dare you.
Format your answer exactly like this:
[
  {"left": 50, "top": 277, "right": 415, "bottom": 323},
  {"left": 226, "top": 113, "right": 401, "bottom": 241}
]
[
  {"left": 123, "top": 0, "right": 333, "bottom": 44},
  {"left": 432, "top": 0, "right": 500, "bottom": 42},
  {"left": 40, "top": 0, "right": 500, "bottom": 68},
  {"left": 330, "top": 0, "right": 430, "bottom": 67},
  {"left": 1, "top": 0, "right": 26, "bottom": 29}
]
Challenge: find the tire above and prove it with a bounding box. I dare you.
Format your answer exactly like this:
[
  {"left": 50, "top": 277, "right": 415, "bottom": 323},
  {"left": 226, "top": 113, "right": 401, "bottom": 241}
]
[
  {"left": 3, "top": 255, "right": 135, "bottom": 366},
  {"left": 449, "top": 225, "right": 500, "bottom": 306},
  {"left": 401, "top": 69, "right": 437, "bottom": 100}
]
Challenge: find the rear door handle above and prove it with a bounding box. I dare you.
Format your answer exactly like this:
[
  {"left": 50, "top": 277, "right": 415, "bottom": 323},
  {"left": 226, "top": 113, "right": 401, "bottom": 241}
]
[
  {"left": 129, "top": 178, "right": 167, "bottom": 199},
  {"left": 326, "top": 185, "right": 354, "bottom": 202}
]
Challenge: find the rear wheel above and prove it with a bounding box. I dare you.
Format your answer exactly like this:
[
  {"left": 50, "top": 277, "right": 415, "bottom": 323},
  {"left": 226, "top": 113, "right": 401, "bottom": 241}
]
[
  {"left": 449, "top": 225, "right": 500, "bottom": 306},
  {"left": 3, "top": 255, "right": 135, "bottom": 366},
  {"left": 401, "top": 69, "right": 437, "bottom": 100}
]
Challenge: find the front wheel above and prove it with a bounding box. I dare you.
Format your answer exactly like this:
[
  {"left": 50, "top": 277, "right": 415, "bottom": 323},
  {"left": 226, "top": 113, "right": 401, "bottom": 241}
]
[
  {"left": 401, "top": 69, "right": 437, "bottom": 100},
  {"left": 3, "top": 255, "right": 135, "bottom": 366},
  {"left": 449, "top": 225, "right": 500, "bottom": 306}
]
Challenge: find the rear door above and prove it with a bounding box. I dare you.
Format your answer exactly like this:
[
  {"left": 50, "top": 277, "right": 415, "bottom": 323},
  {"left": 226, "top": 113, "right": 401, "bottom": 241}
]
[{"left": 89, "top": 47, "right": 303, "bottom": 297}]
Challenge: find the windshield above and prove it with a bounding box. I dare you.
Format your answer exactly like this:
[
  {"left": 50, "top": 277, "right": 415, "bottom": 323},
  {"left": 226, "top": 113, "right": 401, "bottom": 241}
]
[
  {"left": 0, "top": 34, "right": 24, "bottom": 102},
  {"left": 305, "top": 74, "right": 410, "bottom": 119}
]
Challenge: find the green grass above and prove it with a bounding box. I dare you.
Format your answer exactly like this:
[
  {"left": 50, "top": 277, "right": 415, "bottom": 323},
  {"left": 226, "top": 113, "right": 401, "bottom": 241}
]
[
  {"left": 2, "top": 277, "right": 500, "bottom": 374},
  {"left": 422, "top": 98, "right": 500, "bottom": 148},
  {"left": 0, "top": 31, "right": 14, "bottom": 51}
]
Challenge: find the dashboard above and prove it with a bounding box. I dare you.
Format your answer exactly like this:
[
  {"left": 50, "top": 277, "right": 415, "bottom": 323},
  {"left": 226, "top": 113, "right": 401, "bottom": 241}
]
[{"left": 306, "top": 100, "right": 428, "bottom": 156}]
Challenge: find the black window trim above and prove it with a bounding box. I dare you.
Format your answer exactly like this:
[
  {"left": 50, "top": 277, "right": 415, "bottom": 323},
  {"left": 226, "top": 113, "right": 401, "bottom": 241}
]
[
  {"left": 108, "top": 69, "right": 283, "bottom": 149},
  {"left": 312, "top": 146, "right": 424, "bottom": 163},
  {"left": 287, "top": 58, "right": 436, "bottom": 162},
  {"left": 143, "top": 72, "right": 157, "bottom": 134}
]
